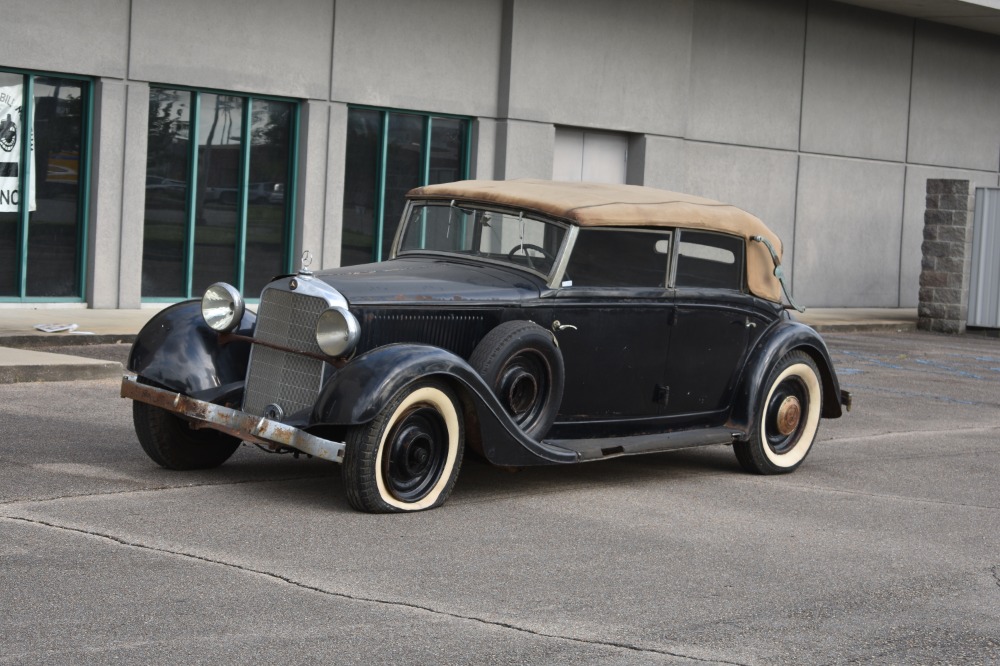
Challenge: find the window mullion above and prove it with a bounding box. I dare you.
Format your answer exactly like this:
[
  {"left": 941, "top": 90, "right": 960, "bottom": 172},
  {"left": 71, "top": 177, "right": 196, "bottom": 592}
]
[
  {"left": 421, "top": 116, "right": 432, "bottom": 186},
  {"left": 374, "top": 112, "right": 389, "bottom": 262},
  {"left": 419, "top": 116, "right": 433, "bottom": 247},
  {"left": 284, "top": 102, "right": 300, "bottom": 273},
  {"left": 184, "top": 91, "right": 201, "bottom": 299},
  {"left": 17, "top": 75, "right": 34, "bottom": 298},
  {"left": 462, "top": 119, "right": 472, "bottom": 180},
  {"left": 236, "top": 98, "right": 251, "bottom": 291},
  {"left": 76, "top": 80, "right": 94, "bottom": 299}
]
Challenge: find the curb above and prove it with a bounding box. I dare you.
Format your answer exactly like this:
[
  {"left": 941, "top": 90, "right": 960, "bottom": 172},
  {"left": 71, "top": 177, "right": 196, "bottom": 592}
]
[
  {"left": 804, "top": 322, "right": 918, "bottom": 333},
  {"left": 0, "top": 361, "right": 124, "bottom": 384},
  {"left": 0, "top": 334, "right": 137, "bottom": 349}
]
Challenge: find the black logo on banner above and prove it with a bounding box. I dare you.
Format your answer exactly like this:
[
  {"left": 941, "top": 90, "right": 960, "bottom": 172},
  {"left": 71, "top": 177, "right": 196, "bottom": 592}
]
[{"left": 0, "top": 113, "right": 16, "bottom": 153}]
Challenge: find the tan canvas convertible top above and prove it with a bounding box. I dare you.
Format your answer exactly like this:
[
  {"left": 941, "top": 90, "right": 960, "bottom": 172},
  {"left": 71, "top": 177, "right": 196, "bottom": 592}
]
[{"left": 408, "top": 179, "right": 785, "bottom": 303}]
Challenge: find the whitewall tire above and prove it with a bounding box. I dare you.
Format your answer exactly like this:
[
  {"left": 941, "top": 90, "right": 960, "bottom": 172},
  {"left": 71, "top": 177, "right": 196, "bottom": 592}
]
[
  {"left": 734, "top": 351, "right": 823, "bottom": 474},
  {"left": 343, "top": 381, "right": 464, "bottom": 512}
]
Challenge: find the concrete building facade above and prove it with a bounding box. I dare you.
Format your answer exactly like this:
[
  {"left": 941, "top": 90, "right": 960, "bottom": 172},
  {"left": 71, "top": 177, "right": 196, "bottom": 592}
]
[{"left": 4, "top": 0, "right": 1000, "bottom": 309}]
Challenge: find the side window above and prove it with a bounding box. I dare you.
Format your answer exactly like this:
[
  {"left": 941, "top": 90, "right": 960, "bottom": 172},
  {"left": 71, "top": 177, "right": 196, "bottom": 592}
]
[
  {"left": 674, "top": 230, "right": 744, "bottom": 291},
  {"left": 564, "top": 229, "right": 671, "bottom": 288}
]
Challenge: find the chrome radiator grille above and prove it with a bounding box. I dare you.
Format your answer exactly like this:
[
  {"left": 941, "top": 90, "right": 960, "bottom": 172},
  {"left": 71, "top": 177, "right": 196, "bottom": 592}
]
[{"left": 243, "top": 288, "right": 329, "bottom": 419}]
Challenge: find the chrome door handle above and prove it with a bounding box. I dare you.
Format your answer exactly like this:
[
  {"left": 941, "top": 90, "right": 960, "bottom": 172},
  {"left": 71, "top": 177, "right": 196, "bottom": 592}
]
[{"left": 552, "top": 320, "right": 577, "bottom": 332}]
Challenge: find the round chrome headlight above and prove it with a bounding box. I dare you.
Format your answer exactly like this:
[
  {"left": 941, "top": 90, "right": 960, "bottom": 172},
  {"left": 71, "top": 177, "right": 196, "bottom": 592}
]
[
  {"left": 316, "top": 306, "right": 360, "bottom": 357},
  {"left": 201, "top": 282, "right": 245, "bottom": 333}
]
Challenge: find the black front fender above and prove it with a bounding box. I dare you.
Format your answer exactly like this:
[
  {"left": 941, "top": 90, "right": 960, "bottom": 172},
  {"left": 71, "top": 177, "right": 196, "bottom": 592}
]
[
  {"left": 313, "top": 343, "right": 577, "bottom": 466},
  {"left": 127, "top": 300, "right": 256, "bottom": 400},
  {"left": 730, "top": 320, "right": 844, "bottom": 433}
]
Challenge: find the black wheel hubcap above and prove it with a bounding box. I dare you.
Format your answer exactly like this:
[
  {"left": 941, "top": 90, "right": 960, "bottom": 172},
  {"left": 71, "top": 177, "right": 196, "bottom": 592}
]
[
  {"left": 383, "top": 406, "right": 448, "bottom": 501},
  {"left": 497, "top": 352, "right": 549, "bottom": 430}
]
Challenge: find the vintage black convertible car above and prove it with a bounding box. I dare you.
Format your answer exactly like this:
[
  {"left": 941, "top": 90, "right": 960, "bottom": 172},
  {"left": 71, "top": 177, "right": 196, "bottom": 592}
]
[{"left": 122, "top": 180, "right": 850, "bottom": 512}]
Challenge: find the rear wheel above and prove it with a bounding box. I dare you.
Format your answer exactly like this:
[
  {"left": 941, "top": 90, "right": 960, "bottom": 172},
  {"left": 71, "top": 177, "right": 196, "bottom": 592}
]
[
  {"left": 734, "top": 350, "right": 822, "bottom": 474},
  {"left": 132, "top": 400, "right": 241, "bottom": 470},
  {"left": 343, "top": 380, "right": 464, "bottom": 513}
]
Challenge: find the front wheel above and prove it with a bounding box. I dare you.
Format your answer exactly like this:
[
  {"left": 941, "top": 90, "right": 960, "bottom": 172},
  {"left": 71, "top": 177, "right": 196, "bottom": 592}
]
[
  {"left": 342, "top": 380, "right": 464, "bottom": 513},
  {"left": 133, "top": 401, "right": 241, "bottom": 470},
  {"left": 734, "top": 350, "right": 822, "bottom": 474}
]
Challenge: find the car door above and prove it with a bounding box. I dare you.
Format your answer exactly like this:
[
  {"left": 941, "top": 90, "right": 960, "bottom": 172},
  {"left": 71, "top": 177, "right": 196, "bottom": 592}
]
[
  {"left": 663, "top": 230, "right": 766, "bottom": 420},
  {"left": 545, "top": 228, "right": 675, "bottom": 425}
]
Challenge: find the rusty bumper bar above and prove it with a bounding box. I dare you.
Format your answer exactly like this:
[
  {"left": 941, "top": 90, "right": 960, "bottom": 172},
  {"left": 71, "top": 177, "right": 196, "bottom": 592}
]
[{"left": 121, "top": 375, "right": 345, "bottom": 463}]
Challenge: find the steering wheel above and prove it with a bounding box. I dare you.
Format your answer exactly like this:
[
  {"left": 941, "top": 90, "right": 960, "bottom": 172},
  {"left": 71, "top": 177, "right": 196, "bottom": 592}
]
[{"left": 507, "top": 243, "right": 556, "bottom": 269}]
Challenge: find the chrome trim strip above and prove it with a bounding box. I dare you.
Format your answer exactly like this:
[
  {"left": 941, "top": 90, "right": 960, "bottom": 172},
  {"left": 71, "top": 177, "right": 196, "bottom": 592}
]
[
  {"left": 549, "top": 224, "right": 578, "bottom": 289},
  {"left": 121, "top": 375, "right": 345, "bottom": 463},
  {"left": 262, "top": 275, "right": 349, "bottom": 307}
]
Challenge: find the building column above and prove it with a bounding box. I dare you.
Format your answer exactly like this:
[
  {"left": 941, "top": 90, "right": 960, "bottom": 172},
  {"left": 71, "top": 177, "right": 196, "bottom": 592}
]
[
  {"left": 118, "top": 81, "right": 150, "bottom": 308},
  {"left": 87, "top": 79, "right": 125, "bottom": 308},
  {"left": 918, "top": 179, "right": 974, "bottom": 334},
  {"left": 294, "top": 100, "right": 341, "bottom": 270}
]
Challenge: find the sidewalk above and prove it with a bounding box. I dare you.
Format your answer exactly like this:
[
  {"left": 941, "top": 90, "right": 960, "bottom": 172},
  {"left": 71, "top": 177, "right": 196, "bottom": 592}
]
[
  {"left": 0, "top": 305, "right": 918, "bottom": 384},
  {"left": 0, "top": 306, "right": 165, "bottom": 383}
]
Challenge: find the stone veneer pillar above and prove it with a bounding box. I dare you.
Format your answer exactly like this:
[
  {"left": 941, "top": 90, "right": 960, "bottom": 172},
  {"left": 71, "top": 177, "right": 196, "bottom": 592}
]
[{"left": 918, "top": 179, "right": 975, "bottom": 334}]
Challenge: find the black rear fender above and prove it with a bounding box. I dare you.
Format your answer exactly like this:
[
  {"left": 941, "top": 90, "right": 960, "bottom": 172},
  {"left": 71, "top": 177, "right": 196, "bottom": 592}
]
[{"left": 730, "top": 321, "right": 844, "bottom": 433}]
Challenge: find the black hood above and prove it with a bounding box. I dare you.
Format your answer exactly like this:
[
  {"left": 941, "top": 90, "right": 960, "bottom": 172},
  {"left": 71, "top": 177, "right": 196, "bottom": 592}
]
[{"left": 314, "top": 257, "right": 543, "bottom": 306}]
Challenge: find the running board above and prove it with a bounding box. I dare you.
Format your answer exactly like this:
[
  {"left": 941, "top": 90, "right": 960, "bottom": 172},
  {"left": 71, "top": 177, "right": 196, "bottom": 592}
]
[{"left": 545, "top": 427, "right": 743, "bottom": 461}]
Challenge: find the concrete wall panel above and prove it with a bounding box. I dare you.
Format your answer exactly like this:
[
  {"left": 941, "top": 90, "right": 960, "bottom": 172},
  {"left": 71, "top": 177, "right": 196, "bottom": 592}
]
[
  {"left": 494, "top": 120, "right": 555, "bottom": 180},
  {"left": 800, "top": 2, "right": 912, "bottom": 161},
  {"left": 626, "top": 135, "right": 687, "bottom": 190},
  {"left": 794, "top": 156, "right": 905, "bottom": 307},
  {"left": 683, "top": 142, "right": 800, "bottom": 286},
  {"left": 688, "top": 0, "right": 805, "bottom": 150},
  {"left": 130, "top": 0, "right": 333, "bottom": 100},
  {"left": 899, "top": 166, "right": 998, "bottom": 307},
  {"left": 908, "top": 22, "right": 1000, "bottom": 171},
  {"left": 5, "top": 0, "right": 129, "bottom": 78},
  {"left": 332, "top": 0, "right": 502, "bottom": 117},
  {"left": 506, "top": 0, "right": 692, "bottom": 136}
]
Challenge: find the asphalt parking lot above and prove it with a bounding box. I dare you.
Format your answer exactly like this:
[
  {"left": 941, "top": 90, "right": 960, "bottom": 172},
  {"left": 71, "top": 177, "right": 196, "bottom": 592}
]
[{"left": 1, "top": 330, "right": 998, "bottom": 665}]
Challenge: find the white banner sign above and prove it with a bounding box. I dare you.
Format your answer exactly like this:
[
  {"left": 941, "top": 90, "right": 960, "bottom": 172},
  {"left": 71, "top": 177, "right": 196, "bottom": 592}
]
[{"left": 0, "top": 84, "right": 36, "bottom": 213}]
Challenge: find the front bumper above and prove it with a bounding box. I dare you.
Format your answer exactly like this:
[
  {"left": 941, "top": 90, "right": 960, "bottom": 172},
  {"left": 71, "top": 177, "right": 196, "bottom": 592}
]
[{"left": 121, "top": 375, "right": 345, "bottom": 463}]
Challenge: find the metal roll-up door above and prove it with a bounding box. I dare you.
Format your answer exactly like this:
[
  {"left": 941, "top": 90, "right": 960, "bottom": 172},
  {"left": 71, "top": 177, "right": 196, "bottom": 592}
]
[{"left": 969, "top": 187, "right": 1000, "bottom": 329}]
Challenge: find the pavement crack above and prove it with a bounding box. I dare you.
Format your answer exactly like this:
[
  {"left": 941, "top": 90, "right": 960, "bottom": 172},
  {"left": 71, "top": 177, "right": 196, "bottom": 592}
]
[
  {"left": 1, "top": 514, "right": 745, "bottom": 666},
  {"left": 0, "top": 474, "right": 332, "bottom": 508},
  {"left": 992, "top": 565, "right": 1000, "bottom": 590}
]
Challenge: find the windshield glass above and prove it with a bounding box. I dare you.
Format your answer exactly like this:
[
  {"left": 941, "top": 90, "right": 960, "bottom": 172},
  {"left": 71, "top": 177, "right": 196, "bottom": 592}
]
[{"left": 397, "top": 202, "right": 568, "bottom": 277}]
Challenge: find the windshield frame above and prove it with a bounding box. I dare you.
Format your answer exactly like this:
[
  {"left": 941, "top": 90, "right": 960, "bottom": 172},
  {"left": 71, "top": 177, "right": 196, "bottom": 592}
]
[{"left": 392, "top": 199, "right": 575, "bottom": 286}]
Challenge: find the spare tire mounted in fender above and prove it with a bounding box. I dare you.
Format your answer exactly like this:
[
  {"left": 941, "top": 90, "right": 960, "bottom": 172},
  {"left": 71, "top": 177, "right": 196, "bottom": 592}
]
[{"left": 469, "top": 320, "right": 565, "bottom": 440}]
